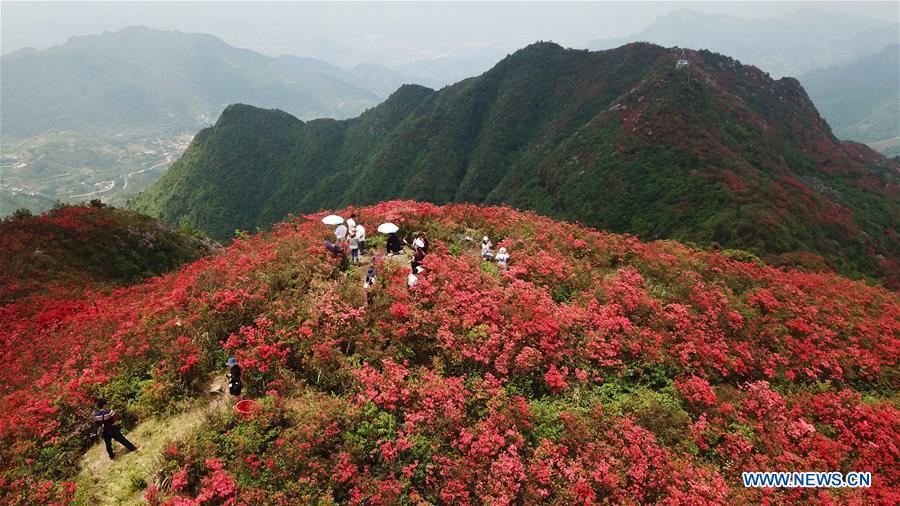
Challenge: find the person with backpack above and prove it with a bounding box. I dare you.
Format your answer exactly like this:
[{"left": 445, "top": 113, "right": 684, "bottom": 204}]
[
  {"left": 496, "top": 247, "right": 510, "bottom": 270},
  {"left": 364, "top": 266, "right": 377, "bottom": 303},
  {"left": 364, "top": 266, "right": 376, "bottom": 287},
  {"left": 92, "top": 399, "right": 137, "bottom": 460},
  {"left": 227, "top": 357, "right": 243, "bottom": 399}
]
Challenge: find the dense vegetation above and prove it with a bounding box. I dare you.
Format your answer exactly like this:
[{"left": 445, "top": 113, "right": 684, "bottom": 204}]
[
  {"left": 0, "top": 203, "right": 212, "bottom": 302},
  {"left": 800, "top": 44, "right": 900, "bottom": 156},
  {"left": 1, "top": 202, "right": 896, "bottom": 504},
  {"left": 131, "top": 42, "right": 899, "bottom": 285}
]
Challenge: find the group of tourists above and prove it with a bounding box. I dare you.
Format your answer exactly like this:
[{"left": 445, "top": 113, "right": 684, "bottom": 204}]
[
  {"left": 481, "top": 236, "right": 510, "bottom": 270},
  {"left": 332, "top": 214, "right": 367, "bottom": 265},
  {"left": 89, "top": 216, "right": 514, "bottom": 463}
]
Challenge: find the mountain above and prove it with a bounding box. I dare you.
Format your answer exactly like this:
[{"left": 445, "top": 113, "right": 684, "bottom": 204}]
[
  {"left": 589, "top": 8, "right": 899, "bottom": 78},
  {"left": 800, "top": 44, "right": 900, "bottom": 156},
  {"left": 0, "top": 26, "right": 397, "bottom": 137},
  {"left": 3, "top": 202, "right": 897, "bottom": 503},
  {"left": 131, "top": 42, "right": 900, "bottom": 284},
  {"left": 0, "top": 203, "right": 212, "bottom": 302}
]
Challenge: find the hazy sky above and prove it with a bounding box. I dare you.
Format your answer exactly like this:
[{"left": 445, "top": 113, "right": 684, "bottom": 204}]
[{"left": 2, "top": 1, "right": 897, "bottom": 65}]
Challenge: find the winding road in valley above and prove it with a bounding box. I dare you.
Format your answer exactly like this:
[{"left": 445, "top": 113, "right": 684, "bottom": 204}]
[
  {"left": 67, "top": 153, "right": 173, "bottom": 198},
  {"left": 69, "top": 180, "right": 117, "bottom": 199},
  {"left": 122, "top": 153, "right": 173, "bottom": 189}
]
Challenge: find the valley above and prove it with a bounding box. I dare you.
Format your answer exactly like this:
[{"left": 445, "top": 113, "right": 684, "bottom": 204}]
[{"left": 1, "top": 128, "right": 194, "bottom": 213}]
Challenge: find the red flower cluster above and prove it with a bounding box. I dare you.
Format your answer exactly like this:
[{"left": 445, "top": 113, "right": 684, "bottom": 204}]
[{"left": 1, "top": 201, "right": 897, "bottom": 504}]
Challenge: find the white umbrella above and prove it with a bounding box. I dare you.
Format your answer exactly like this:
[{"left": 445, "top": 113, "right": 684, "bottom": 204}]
[
  {"left": 321, "top": 214, "right": 344, "bottom": 225},
  {"left": 377, "top": 222, "right": 400, "bottom": 234},
  {"left": 335, "top": 225, "right": 348, "bottom": 240}
]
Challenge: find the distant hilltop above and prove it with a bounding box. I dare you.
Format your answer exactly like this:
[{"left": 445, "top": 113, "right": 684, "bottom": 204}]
[{"left": 131, "top": 42, "right": 899, "bottom": 284}]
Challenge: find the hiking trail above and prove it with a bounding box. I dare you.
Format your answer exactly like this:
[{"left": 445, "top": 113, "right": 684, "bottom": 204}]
[{"left": 75, "top": 376, "right": 230, "bottom": 505}]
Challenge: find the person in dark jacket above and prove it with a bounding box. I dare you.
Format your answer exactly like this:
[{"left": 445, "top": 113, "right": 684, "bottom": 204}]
[
  {"left": 93, "top": 399, "right": 137, "bottom": 459},
  {"left": 364, "top": 267, "right": 377, "bottom": 288},
  {"left": 411, "top": 246, "right": 426, "bottom": 272},
  {"left": 386, "top": 233, "right": 404, "bottom": 255},
  {"left": 227, "top": 357, "right": 243, "bottom": 399}
]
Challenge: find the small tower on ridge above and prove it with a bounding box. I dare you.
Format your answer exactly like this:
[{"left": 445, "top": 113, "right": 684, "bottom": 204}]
[{"left": 676, "top": 48, "right": 689, "bottom": 70}]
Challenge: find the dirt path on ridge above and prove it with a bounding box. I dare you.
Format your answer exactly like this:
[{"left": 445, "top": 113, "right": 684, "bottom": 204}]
[{"left": 76, "top": 376, "right": 230, "bottom": 505}]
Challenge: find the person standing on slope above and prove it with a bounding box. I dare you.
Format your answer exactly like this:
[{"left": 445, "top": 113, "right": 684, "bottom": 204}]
[
  {"left": 481, "top": 236, "right": 493, "bottom": 260},
  {"left": 347, "top": 214, "right": 358, "bottom": 239},
  {"left": 364, "top": 266, "right": 377, "bottom": 303},
  {"left": 349, "top": 233, "right": 360, "bottom": 265},
  {"left": 227, "top": 357, "right": 243, "bottom": 400},
  {"left": 93, "top": 399, "right": 137, "bottom": 460},
  {"left": 407, "top": 267, "right": 419, "bottom": 289},
  {"left": 496, "top": 247, "right": 510, "bottom": 271},
  {"left": 355, "top": 222, "right": 366, "bottom": 256},
  {"left": 411, "top": 244, "right": 426, "bottom": 272}
]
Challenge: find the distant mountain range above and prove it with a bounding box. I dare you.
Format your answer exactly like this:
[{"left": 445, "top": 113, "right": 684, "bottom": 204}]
[
  {"left": 130, "top": 42, "right": 899, "bottom": 283},
  {"left": 800, "top": 44, "right": 900, "bottom": 156},
  {"left": 0, "top": 26, "right": 426, "bottom": 137},
  {"left": 590, "top": 8, "right": 899, "bottom": 78}
]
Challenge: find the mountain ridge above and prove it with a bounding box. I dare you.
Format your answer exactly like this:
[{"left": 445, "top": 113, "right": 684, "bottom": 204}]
[
  {"left": 588, "top": 8, "right": 898, "bottom": 78},
  {"left": 131, "top": 41, "right": 899, "bottom": 283},
  {"left": 0, "top": 26, "right": 396, "bottom": 137}
]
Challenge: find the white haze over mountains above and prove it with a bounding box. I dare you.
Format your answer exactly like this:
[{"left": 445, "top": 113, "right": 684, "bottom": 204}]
[{"left": 3, "top": 2, "right": 898, "bottom": 75}]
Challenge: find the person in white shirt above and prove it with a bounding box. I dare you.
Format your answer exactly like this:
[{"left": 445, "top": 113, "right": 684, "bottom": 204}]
[
  {"left": 407, "top": 270, "right": 418, "bottom": 289},
  {"left": 355, "top": 223, "right": 366, "bottom": 255},
  {"left": 481, "top": 236, "right": 493, "bottom": 260},
  {"left": 496, "top": 247, "right": 510, "bottom": 270},
  {"left": 346, "top": 214, "right": 358, "bottom": 238}
]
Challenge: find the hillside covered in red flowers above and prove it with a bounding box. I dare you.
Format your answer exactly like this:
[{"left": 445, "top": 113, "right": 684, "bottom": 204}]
[
  {"left": 0, "top": 203, "right": 212, "bottom": 303},
  {"left": 1, "top": 201, "right": 897, "bottom": 504}
]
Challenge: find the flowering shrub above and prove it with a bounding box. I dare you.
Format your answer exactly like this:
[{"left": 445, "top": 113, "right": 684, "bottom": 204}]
[
  {"left": 1, "top": 201, "right": 897, "bottom": 504},
  {"left": 0, "top": 204, "right": 211, "bottom": 303}
]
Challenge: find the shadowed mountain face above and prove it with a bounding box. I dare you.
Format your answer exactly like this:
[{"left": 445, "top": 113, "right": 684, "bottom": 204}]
[
  {"left": 0, "top": 26, "right": 395, "bottom": 137},
  {"left": 131, "top": 42, "right": 899, "bottom": 283}
]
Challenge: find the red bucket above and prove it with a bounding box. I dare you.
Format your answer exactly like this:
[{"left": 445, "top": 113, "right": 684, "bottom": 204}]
[{"left": 233, "top": 399, "right": 261, "bottom": 419}]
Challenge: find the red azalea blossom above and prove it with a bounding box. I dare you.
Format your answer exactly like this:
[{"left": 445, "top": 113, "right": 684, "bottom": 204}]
[{"left": 1, "top": 201, "right": 897, "bottom": 504}]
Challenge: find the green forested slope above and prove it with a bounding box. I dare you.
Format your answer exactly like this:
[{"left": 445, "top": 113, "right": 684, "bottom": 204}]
[{"left": 131, "top": 42, "right": 900, "bottom": 283}]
